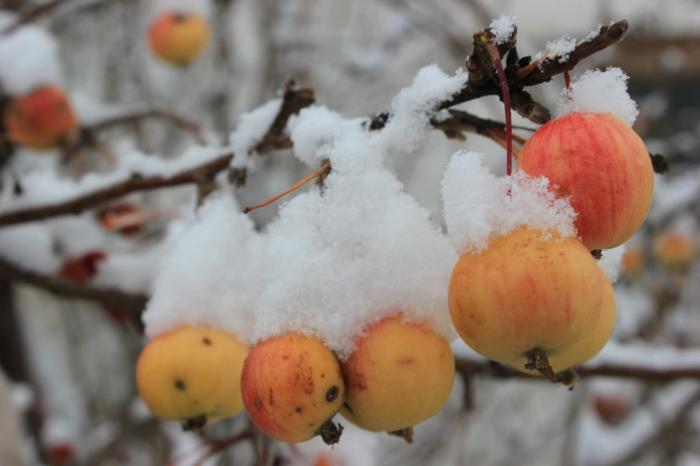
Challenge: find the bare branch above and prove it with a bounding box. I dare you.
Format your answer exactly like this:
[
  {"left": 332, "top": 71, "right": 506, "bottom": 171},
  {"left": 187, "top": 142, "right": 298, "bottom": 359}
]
[
  {"left": 253, "top": 81, "right": 315, "bottom": 154},
  {"left": 83, "top": 109, "right": 207, "bottom": 145},
  {"left": 0, "top": 153, "right": 233, "bottom": 227},
  {"left": 456, "top": 357, "right": 700, "bottom": 383},
  {"left": 1, "top": 0, "right": 71, "bottom": 35},
  {"left": 0, "top": 255, "right": 147, "bottom": 315}
]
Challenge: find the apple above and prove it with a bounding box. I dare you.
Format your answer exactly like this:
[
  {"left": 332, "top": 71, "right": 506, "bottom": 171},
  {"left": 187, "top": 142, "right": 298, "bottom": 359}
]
[
  {"left": 4, "top": 85, "right": 78, "bottom": 150},
  {"left": 340, "top": 314, "right": 454, "bottom": 433},
  {"left": 449, "top": 228, "right": 614, "bottom": 372},
  {"left": 136, "top": 325, "right": 248, "bottom": 429},
  {"left": 241, "top": 334, "right": 345, "bottom": 444},
  {"left": 518, "top": 113, "right": 654, "bottom": 250},
  {"left": 148, "top": 11, "right": 209, "bottom": 66}
]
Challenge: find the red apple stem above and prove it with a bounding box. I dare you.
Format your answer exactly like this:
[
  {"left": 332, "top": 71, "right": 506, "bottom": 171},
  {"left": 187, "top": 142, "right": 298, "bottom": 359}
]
[{"left": 485, "top": 43, "right": 513, "bottom": 176}]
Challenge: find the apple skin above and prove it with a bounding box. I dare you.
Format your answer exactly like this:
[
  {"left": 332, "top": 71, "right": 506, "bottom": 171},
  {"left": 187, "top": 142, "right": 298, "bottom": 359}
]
[
  {"left": 241, "top": 334, "right": 344, "bottom": 443},
  {"left": 4, "top": 86, "right": 78, "bottom": 150},
  {"left": 136, "top": 325, "right": 248, "bottom": 428},
  {"left": 148, "top": 11, "right": 209, "bottom": 66},
  {"left": 340, "top": 314, "right": 454, "bottom": 432},
  {"left": 653, "top": 231, "right": 697, "bottom": 269},
  {"left": 449, "top": 228, "right": 613, "bottom": 368},
  {"left": 518, "top": 112, "right": 654, "bottom": 250},
  {"left": 509, "top": 281, "right": 616, "bottom": 374}
]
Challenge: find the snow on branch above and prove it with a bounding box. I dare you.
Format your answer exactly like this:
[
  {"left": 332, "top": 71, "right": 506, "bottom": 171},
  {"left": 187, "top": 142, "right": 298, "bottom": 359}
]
[{"left": 0, "top": 153, "right": 233, "bottom": 227}]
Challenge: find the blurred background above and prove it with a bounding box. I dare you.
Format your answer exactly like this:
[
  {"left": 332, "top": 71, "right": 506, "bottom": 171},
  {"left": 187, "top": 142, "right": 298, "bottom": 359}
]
[{"left": 0, "top": 0, "right": 699, "bottom": 465}]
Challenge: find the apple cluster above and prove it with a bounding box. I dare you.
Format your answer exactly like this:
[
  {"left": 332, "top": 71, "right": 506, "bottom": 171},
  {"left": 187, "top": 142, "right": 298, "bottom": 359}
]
[{"left": 448, "top": 111, "right": 655, "bottom": 376}]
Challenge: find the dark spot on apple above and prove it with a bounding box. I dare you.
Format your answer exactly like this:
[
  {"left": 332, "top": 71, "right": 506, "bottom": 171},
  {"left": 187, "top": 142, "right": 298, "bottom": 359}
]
[
  {"left": 202, "top": 337, "right": 212, "bottom": 346},
  {"left": 325, "top": 386, "right": 339, "bottom": 402},
  {"left": 254, "top": 398, "right": 262, "bottom": 410},
  {"left": 295, "top": 406, "right": 303, "bottom": 413},
  {"left": 174, "top": 378, "right": 186, "bottom": 391}
]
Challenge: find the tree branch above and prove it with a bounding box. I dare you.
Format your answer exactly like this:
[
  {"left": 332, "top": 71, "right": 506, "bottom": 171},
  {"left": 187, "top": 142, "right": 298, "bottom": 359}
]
[
  {"left": 456, "top": 357, "right": 700, "bottom": 383},
  {"left": 253, "top": 80, "right": 315, "bottom": 153},
  {"left": 79, "top": 109, "right": 207, "bottom": 146},
  {"left": 0, "top": 153, "right": 233, "bottom": 227},
  {"left": 1, "top": 0, "right": 71, "bottom": 35},
  {"left": 0, "top": 255, "right": 147, "bottom": 315}
]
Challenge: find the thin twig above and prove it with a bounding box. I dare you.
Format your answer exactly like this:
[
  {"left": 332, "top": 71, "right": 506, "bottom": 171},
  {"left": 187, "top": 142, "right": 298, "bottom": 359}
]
[
  {"left": 1, "top": 0, "right": 71, "bottom": 35},
  {"left": 243, "top": 161, "right": 331, "bottom": 214},
  {"left": 84, "top": 109, "right": 207, "bottom": 145}
]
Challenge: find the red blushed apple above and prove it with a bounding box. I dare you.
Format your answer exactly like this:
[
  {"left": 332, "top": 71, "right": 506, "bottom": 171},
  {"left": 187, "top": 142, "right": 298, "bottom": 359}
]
[
  {"left": 518, "top": 112, "right": 654, "bottom": 250},
  {"left": 4, "top": 86, "right": 78, "bottom": 150}
]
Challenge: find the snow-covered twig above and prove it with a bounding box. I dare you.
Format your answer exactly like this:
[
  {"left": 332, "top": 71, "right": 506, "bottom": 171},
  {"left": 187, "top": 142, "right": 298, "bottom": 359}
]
[
  {"left": 0, "top": 153, "right": 233, "bottom": 227},
  {"left": 442, "top": 20, "right": 629, "bottom": 122}
]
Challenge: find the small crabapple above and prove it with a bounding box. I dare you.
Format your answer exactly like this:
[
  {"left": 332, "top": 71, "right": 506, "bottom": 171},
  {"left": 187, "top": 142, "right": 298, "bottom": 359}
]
[{"left": 136, "top": 325, "right": 248, "bottom": 429}]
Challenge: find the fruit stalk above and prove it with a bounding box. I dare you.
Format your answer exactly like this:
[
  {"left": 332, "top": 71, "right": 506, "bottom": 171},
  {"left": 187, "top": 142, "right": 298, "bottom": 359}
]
[{"left": 485, "top": 42, "right": 513, "bottom": 176}]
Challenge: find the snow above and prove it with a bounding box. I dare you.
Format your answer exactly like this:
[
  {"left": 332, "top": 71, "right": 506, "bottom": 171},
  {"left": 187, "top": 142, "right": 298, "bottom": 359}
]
[
  {"left": 558, "top": 68, "right": 639, "bottom": 126},
  {"left": 576, "top": 381, "right": 700, "bottom": 466},
  {"left": 0, "top": 146, "right": 224, "bottom": 214},
  {"left": 378, "top": 65, "right": 468, "bottom": 157},
  {"left": 0, "top": 18, "right": 64, "bottom": 95},
  {"left": 288, "top": 105, "right": 366, "bottom": 166},
  {"left": 94, "top": 244, "right": 165, "bottom": 294},
  {"left": 0, "top": 224, "right": 58, "bottom": 273},
  {"left": 143, "top": 193, "right": 265, "bottom": 342},
  {"left": 590, "top": 340, "right": 700, "bottom": 369},
  {"left": 250, "top": 64, "right": 472, "bottom": 358},
  {"left": 290, "top": 65, "right": 467, "bottom": 168},
  {"left": 254, "top": 163, "right": 457, "bottom": 360},
  {"left": 597, "top": 244, "right": 625, "bottom": 283},
  {"left": 535, "top": 35, "right": 577, "bottom": 63},
  {"left": 441, "top": 151, "right": 577, "bottom": 254},
  {"left": 229, "top": 98, "right": 282, "bottom": 168},
  {"left": 489, "top": 16, "right": 516, "bottom": 44}
]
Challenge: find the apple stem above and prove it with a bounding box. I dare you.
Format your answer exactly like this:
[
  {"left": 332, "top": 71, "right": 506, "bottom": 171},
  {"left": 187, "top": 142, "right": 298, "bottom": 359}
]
[
  {"left": 316, "top": 419, "right": 344, "bottom": 445},
  {"left": 485, "top": 42, "right": 513, "bottom": 176},
  {"left": 388, "top": 427, "right": 414, "bottom": 443},
  {"left": 564, "top": 70, "right": 572, "bottom": 89}
]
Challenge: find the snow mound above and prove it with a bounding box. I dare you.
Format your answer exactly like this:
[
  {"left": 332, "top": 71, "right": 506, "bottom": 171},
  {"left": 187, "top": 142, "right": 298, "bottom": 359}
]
[
  {"left": 441, "top": 151, "right": 577, "bottom": 254},
  {"left": 558, "top": 68, "right": 639, "bottom": 126},
  {"left": 143, "top": 194, "right": 266, "bottom": 342},
  {"left": 254, "top": 164, "right": 457, "bottom": 360},
  {"left": 0, "top": 21, "right": 63, "bottom": 95}
]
